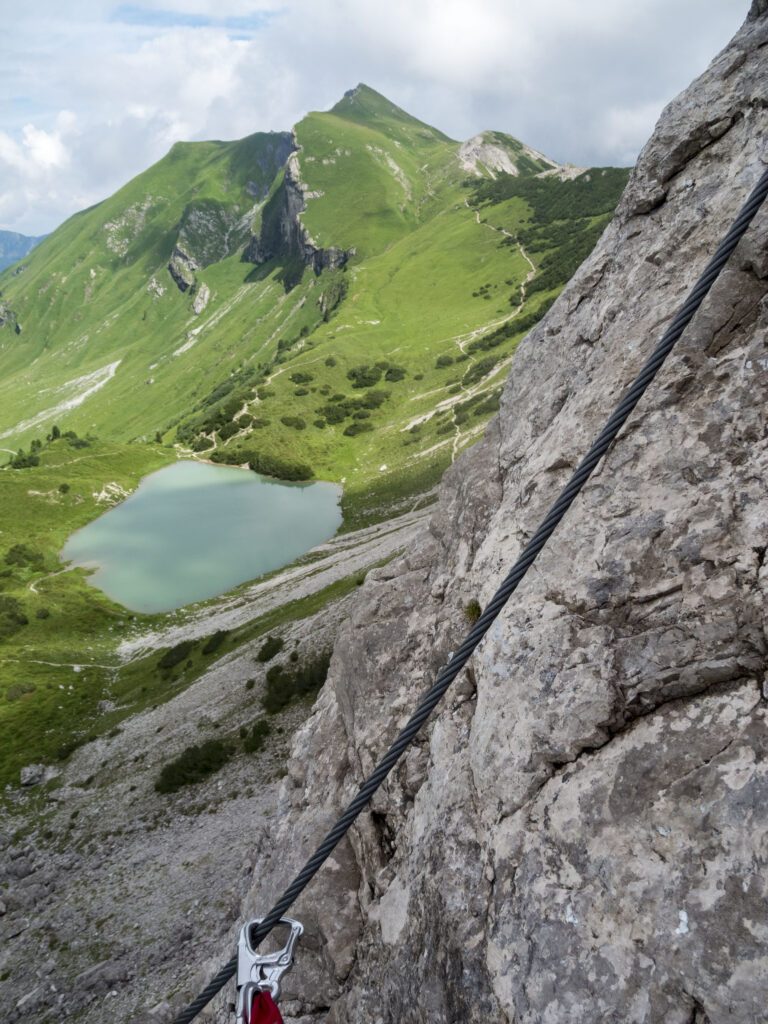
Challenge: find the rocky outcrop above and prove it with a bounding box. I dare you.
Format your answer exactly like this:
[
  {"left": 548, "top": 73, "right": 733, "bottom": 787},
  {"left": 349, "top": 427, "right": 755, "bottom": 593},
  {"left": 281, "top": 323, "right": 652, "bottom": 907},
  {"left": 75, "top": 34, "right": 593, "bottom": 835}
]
[
  {"left": 226, "top": 8, "right": 768, "bottom": 1023},
  {"left": 167, "top": 245, "right": 198, "bottom": 292},
  {"left": 244, "top": 146, "right": 352, "bottom": 276},
  {"left": 164, "top": 132, "right": 296, "bottom": 292},
  {"left": 0, "top": 298, "right": 21, "bottom": 333},
  {"left": 459, "top": 131, "right": 562, "bottom": 179}
]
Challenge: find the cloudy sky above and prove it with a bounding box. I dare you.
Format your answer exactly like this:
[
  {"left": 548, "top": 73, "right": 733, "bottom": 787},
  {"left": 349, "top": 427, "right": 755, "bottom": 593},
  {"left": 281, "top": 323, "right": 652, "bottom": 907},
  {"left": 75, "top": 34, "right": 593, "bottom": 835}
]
[{"left": 1, "top": 0, "right": 747, "bottom": 235}]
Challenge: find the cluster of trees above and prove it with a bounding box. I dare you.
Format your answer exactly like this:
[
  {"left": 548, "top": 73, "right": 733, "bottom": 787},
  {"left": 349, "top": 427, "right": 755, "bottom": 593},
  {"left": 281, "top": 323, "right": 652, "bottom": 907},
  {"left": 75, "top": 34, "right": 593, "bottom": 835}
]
[
  {"left": 347, "top": 361, "right": 407, "bottom": 389},
  {"left": 468, "top": 167, "right": 630, "bottom": 305},
  {"left": 469, "top": 167, "right": 629, "bottom": 222},
  {"left": 6, "top": 426, "right": 92, "bottom": 469},
  {"left": 5, "top": 543, "right": 44, "bottom": 568},
  {"left": 317, "top": 388, "right": 389, "bottom": 427},
  {"left": 463, "top": 355, "right": 502, "bottom": 388}
]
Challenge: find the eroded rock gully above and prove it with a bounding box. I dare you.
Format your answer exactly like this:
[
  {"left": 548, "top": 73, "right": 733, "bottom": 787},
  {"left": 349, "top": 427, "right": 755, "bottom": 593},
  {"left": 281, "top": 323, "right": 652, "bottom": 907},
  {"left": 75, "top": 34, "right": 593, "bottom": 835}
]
[{"left": 214, "top": 9, "right": 768, "bottom": 1024}]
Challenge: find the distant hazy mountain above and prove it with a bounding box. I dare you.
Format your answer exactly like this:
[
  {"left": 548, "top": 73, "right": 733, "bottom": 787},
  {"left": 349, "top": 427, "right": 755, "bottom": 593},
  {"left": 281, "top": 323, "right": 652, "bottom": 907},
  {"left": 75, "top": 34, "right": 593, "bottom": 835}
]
[{"left": 0, "top": 229, "right": 46, "bottom": 272}]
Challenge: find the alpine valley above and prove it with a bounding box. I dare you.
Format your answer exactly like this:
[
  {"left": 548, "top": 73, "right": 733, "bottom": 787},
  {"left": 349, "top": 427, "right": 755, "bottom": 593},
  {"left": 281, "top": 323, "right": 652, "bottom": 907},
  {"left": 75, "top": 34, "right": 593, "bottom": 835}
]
[
  {"left": 3, "top": 1, "right": 768, "bottom": 1017},
  {"left": 0, "top": 85, "right": 628, "bottom": 793}
]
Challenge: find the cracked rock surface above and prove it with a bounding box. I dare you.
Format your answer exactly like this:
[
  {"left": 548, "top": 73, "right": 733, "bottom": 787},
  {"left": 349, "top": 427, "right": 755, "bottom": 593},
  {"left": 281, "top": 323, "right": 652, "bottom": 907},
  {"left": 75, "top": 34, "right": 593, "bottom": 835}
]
[{"left": 204, "top": 9, "right": 768, "bottom": 1023}]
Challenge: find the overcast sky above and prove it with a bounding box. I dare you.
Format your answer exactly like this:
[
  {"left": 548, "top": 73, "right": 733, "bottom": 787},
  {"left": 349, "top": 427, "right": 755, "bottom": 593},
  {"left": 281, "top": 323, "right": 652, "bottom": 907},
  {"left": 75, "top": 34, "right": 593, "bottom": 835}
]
[{"left": 0, "top": 0, "right": 748, "bottom": 235}]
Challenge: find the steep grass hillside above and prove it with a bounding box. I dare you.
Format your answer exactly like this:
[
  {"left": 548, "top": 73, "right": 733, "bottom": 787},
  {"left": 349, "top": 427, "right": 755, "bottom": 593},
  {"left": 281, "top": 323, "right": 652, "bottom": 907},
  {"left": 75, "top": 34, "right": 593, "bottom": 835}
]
[
  {"left": 0, "top": 86, "right": 629, "bottom": 783},
  {"left": 0, "top": 86, "right": 628, "bottom": 518}
]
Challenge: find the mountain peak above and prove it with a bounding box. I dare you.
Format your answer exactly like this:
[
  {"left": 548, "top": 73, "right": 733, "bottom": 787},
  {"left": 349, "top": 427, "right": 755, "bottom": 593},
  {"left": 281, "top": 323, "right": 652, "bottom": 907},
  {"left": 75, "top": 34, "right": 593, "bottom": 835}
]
[
  {"left": 459, "top": 130, "right": 561, "bottom": 179},
  {"left": 329, "top": 84, "right": 454, "bottom": 142}
]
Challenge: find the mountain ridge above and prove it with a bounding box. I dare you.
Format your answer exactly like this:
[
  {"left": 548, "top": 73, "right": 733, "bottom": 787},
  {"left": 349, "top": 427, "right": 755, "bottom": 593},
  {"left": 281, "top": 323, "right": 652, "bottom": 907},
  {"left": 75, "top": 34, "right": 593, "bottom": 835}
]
[{"left": 0, "top": 86, "right": 627, "bottom": 518}]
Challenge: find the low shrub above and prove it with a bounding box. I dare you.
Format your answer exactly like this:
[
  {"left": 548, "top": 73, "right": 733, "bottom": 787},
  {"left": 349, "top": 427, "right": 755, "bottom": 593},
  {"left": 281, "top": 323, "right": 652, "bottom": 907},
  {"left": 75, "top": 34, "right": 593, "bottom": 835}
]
[
  {"left": 385, "top": 366, "right": 407, "bottom": 382},
  {"left": 347, "top": 364, "right": 382, "bottom": 389},
  {"left": 343, "top": 421, "right": 374, "bottom": 436},
  {"left": 201, "top": 630, "right": 228, "bottom": 655},
  {"left": 155, "top": 739, "right": 232, "bottom": 793},
  {"left": 5, "top": 544, "right": 44, "bottom": 568},
  {"left": 243, "top": 719, "right": 271, "bottom": 754},
  {"left": 464, "top": 599, "right": 482, "bottom": 624},
  {"left": 218, "top": 422, "right": 240, "bottom": 441},
  {"left": 256, "top": 635, "right": 284, "bottom": 663},
  {"left": 262, "top": 650, "right": 332, "bottom": 714},
  {"left": 158, "top": 641, "right": 195, "bottom": 671}
]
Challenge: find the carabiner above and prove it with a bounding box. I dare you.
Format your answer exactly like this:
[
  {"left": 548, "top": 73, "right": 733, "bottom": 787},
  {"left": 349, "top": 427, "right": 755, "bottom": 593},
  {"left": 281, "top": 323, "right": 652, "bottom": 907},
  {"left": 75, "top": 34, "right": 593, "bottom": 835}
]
[{"left": 235, "top": 916, "right": 303, "bottom": 1023}]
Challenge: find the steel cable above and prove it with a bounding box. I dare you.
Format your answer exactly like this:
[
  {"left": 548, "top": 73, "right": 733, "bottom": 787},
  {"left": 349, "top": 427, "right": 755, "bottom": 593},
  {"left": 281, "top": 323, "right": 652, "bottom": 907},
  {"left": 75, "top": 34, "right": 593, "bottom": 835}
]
[{"left": 170, "top": 165, "right": 768, "bottom": 1024}]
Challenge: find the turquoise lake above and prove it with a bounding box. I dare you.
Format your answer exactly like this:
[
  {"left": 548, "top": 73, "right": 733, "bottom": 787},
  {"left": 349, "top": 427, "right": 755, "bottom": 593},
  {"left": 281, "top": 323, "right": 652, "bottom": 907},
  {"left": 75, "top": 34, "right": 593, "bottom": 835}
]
[{"left": 61, "top": 461, "right": 342, "bottom": 614}]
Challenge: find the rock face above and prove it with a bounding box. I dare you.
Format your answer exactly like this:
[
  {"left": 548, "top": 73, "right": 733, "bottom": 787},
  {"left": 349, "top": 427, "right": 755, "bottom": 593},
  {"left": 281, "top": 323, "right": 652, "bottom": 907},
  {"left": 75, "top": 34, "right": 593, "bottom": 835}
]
[
  {"left": 228, "top": 10, "right": 768, "bottom": 1024},
  {"left": 458, "top": 131, "right": 559, "bottom": 178},
  {"left": 244, "top": 145, "right": 352, "bottom": 276}
]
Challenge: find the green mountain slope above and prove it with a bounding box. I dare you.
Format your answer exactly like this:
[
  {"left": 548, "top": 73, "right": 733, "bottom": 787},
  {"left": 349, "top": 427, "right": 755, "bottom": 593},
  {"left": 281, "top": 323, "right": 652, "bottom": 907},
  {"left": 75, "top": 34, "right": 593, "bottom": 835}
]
[
  {"left": 0, "top": 85, "right": 630, "bottom": 786},
  {"left": 0, "top": 85, "right": 628, "bottom": 520}
]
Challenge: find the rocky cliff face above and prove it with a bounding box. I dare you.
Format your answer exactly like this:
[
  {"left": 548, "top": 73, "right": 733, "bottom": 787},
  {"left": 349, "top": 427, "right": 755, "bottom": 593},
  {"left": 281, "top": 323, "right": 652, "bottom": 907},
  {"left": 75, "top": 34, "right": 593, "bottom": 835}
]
[
  {"left": 244, "top": 145, "right": 352, "bottom": 276},
  {"left": 225, "top": 8, "right": 768, "bottom": 1023}
]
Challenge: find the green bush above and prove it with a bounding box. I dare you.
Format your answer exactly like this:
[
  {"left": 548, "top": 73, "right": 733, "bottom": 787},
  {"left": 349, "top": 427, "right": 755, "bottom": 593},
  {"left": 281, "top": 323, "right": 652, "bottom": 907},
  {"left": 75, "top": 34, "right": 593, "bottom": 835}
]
[
  {"left": 243, "top": 719, "right": 271, "bottom": 754},
  {"left": 58, "top": 482, "right": 70, "bottom": 494},
  {"left": 9, "top": 449, "right": 40, "bottom": 469},
  {"left": 435, "top": 355, "right": 454, "bottom": 368},
  {"left": 248, "top": 452, "right": 312, "bottom": 480},
  {"left": 289, "top": 372, "right": 314, "bottom": 384},
  {"left": 344, "top": 421, "right": 374, "bottom": 436},
  {"left": 262, "top": 650, "right": 332, "bottom": 714},
  {"left": 5, "top": 544, "right": 44, "bottom": 568},
  {"left": 462, "top": 356, "right": 500, "bottom": 387},
  {"left": 202, "top": 630, "right": 229, "bottom": 655},
  {"left": 347, "top": 364, "right": 383, "bottom": 389},
  {"left": 218, "top": 422, "right": 240, "bottom": 441},
  {"left": 158, "top": 641, "right": 195, "bottom": 671},
  {"left": 210, "top": 448, "right": 313, "bottom": 481},
  {"left": 256, "top": 635, "right": 284, "bottom": 663},
  {"left": 155, "top": 739, "right": 232, "bottom": 793},
  {"left": 0, "top": 595, "right": 29, "bottom": 638},
  {"left": 385, "top": 366, "right": 407, "bottom": 382},
  {"left": 280, "top": 416, "right": 306, "bottom": 430}
]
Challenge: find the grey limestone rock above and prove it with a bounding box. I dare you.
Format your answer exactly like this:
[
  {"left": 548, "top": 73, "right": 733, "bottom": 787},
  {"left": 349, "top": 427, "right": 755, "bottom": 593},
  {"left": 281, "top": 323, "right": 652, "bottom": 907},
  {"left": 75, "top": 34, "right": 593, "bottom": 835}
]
[
  {"left": 19, "top": 763, "right": 46, "bottom": 787},
  {"left": 229, "top": 8, "right": 768, "bottom": 1023}
]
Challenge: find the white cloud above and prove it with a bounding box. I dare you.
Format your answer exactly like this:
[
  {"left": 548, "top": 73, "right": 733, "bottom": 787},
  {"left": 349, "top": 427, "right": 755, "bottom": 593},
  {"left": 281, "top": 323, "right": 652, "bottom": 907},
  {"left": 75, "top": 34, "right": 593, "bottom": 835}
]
[{"left": 0, "top": 0, "right": 749, "bottom": 234}]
